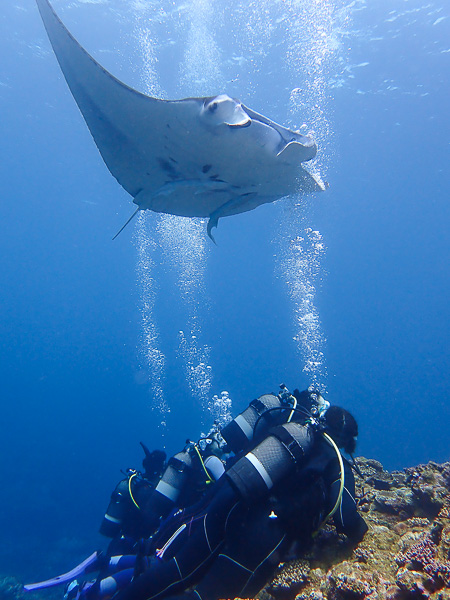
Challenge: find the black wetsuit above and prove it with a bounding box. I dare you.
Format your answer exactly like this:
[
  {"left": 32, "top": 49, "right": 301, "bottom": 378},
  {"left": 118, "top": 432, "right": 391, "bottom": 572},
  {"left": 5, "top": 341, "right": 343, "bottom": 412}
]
[{"left": 111, "top": 428, "right": 367, "bottom": 600}]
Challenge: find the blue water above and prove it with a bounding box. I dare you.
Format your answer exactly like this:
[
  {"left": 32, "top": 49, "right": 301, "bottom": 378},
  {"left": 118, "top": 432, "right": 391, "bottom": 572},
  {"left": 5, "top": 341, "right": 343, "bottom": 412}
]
[{"left": 0, "top": 0, "right": 448, "bottom": 582}]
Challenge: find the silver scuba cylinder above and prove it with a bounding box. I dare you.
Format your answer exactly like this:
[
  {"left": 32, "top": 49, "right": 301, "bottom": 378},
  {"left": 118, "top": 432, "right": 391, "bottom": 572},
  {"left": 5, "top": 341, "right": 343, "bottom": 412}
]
[
  {"left": 220, "top": 393, "right": 286, "bottom": 453},
  {"left": 99, "top": 479, "right": 130, "bottom": 537},
  {"left": 226, "top": 421, "right": 314, "bottom": 500},
  {"left": 204, "top": 454, "right": 225, "bottom": 480},
  {"left": 154, "top": 449, "right": 193, "bottom": 505},
  {"left": 140, "top": 447, "right": 197, "bottom": 535}
]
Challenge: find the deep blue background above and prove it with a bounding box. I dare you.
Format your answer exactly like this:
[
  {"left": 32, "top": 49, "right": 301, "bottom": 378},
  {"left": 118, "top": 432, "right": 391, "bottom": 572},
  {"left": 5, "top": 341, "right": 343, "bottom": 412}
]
[{"left": 0, "top": 0, "right": 448, "bottom": 582}]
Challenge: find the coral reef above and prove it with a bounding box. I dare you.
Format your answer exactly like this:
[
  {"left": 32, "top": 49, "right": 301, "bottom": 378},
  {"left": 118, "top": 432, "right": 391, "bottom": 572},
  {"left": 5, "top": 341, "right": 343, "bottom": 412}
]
[
  {"left": 268, "top": 559, "right": 311, "bottom": 597},
  {"left": 261, "top": 459, "right": 450, "bottom": 600}
]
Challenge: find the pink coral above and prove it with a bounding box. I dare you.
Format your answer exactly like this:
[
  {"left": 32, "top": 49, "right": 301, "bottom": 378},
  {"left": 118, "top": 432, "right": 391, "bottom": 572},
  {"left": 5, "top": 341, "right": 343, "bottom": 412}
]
[
  {"left": 396, "top": 535, "right": 437, "bottom": 570},
  {"left": 424, "top": 561, "right": 450, "bottom": 587},
  {"left": 395, "top": 526, "right": 450, "bottom": 589},
  {"left": 326, "top": 572, "right": 374, "bottom": 600}
]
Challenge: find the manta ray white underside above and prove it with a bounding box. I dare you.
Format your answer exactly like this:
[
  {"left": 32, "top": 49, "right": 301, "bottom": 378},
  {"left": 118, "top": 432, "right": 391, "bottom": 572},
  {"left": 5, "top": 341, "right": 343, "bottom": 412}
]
[{"left": 36, "top": 0, "right": 325, "bottom": 240}]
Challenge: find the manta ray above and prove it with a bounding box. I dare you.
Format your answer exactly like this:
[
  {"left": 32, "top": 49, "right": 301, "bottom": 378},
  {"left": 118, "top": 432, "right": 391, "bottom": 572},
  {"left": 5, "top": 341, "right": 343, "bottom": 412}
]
[{"left": 36, "top": 0, "right": 325, "bottom": 241}]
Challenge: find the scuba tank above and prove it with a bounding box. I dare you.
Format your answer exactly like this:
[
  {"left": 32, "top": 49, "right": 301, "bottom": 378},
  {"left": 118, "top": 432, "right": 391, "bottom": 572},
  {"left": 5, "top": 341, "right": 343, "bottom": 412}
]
[
  {"left": 99, "top": 470, "right": 152, "bottom": 538},
  {"left": 141, "top": 434, "right": 230, "bottom": 536},
  {"left": 141, "top": 447, "right": 195, "bottom": 535},
  {"left": 226, "top": 421, "right": 315, "bottom": 500},
  {"left": 220, "top": 393, "right": 289, "bottom": 453},
  {"left": 99, "top": 444, "right": 167, "bottom": 539},
  {"left": 99, "top": 478, "right": 131, "bottom": 538},
  {"left": 203, "top": 454, "right": 225, "bottom": 481}
]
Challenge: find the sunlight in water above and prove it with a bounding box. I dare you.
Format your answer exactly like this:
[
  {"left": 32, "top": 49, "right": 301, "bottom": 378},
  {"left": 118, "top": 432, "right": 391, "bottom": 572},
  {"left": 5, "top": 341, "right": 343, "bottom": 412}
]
[
  {"left": 157, "top": 215, "right": 213, "bottom": 417},
  {"left": 276, "top": 218, "right": 328, "bottom": 387},
  {"left": 133, "top": 8, "right": 168, "bottom": 424},
  {"left": 277, "top": 0, "right": 349, "bottom": 390},
  {"left": 131, "top": 0, "right": 347, "bottom": 406},
  {"left": 133, "top": 0, "right": 225, "bottom": 419},
  {"left": 134, "top": 213, "right": 168, "bottom": 423}
]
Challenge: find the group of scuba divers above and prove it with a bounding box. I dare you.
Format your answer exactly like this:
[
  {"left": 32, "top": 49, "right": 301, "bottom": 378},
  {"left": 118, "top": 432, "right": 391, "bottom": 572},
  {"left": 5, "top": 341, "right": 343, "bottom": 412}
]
[{"left": 25, "top": 385, "right": 368, "bottom": 600}]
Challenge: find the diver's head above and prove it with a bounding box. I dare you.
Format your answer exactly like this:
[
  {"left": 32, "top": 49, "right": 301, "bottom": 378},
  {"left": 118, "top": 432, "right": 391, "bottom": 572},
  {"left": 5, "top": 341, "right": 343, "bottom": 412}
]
[
  {"left": 323, "top": 406, "right": 358, "bottom": 454},
  {"left": 140, "top": 443, "right": 167, "bottom": 480}
]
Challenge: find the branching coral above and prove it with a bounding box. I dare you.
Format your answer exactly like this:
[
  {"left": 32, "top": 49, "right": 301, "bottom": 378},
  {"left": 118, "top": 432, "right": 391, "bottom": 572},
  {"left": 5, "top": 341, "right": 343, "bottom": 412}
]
[
  {"left": 268, "top": 559, "right": 310, "bottom": 598},
  {"left": 395, "top": 523, "right": 450, "bottom": 588},
  {"left": 326, "top": 572, "right": 374, "bottom": 600}
]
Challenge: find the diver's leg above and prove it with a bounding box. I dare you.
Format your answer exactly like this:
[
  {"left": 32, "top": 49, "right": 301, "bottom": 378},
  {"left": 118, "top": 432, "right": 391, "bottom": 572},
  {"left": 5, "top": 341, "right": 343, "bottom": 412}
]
[
  {"left": 79, "top": 567, "right": 138, "bottom": 600},
  {"left": 104, "top": 555, "right": 141, "bottom": 574},
  {"left": 156, "top": 524, "right": 287, "bottom": 600},
  {"left": 112, "top": 480, "right": 239, "bottom": 600},
  {"left": 95, "top": 569, "right": 135, "bottom": 599},
  {"left": 189, "top": 501, "right": 288, "bottom": 600},
  {"left": 77, "top": 557, "right": 149, "bottom": 600}
]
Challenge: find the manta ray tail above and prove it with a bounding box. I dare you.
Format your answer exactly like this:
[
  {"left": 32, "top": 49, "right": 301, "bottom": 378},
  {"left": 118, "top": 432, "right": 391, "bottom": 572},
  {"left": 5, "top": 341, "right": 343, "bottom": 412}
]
[{"left": 112, "top": 206, "right": 141, "bottom": 240}]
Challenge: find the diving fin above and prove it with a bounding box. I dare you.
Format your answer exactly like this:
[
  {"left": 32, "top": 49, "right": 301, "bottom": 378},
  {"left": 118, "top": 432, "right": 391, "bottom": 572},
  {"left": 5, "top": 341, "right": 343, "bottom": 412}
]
[{"left": 23, "top": 551, "right": 100, "bottom": 591}]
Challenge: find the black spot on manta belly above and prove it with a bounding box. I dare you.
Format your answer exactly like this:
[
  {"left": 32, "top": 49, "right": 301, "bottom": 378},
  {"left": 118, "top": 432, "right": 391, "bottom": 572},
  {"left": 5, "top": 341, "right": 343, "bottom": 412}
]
[{"left": 157, "top": 157, "right": 179, "bottom": 177}]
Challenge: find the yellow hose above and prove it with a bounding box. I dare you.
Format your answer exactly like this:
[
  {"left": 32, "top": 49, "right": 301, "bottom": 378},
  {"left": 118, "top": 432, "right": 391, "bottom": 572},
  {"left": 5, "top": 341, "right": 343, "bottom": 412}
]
[
  {"left": 287, "top": 395, "right": 297, "bottom": 423},
  {"left": 313, "top": 432, "right": 345, "bottom": 534},
  {"left": 128, "top": 472, "right": 140, "bottom": 509},
  {"left": 194, "top": 444, "right": 214, "bottom": 485}
]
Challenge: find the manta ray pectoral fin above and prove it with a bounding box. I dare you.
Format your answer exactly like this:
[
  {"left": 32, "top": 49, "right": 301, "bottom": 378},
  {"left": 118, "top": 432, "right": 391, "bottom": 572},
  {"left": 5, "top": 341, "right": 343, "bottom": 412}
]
[{"left": 112, "top": 205, "right": 141, "bottom": 240}]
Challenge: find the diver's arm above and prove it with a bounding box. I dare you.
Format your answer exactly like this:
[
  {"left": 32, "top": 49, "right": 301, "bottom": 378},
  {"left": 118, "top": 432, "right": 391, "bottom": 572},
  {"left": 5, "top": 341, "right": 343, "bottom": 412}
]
[{"left": 326, "top": 460, "right": 368, "bottom": 543}]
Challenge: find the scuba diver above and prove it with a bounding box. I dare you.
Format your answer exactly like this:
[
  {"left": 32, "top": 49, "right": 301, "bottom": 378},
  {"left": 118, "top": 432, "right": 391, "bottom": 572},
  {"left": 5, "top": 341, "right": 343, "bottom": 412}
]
[
  {"left": 23, "top": 423, "right": 229, "bottom": 595},
  {"left": 99, "top": 445, "right": 167, "bottom": 556},
  {"left": 23, "top": 445, "right": 168, "bottom": 595},
  {"left": 24, "top": 386, "right": 368, "bottom": 600},
  {"left": 99, "top": 431, "right": 229, "bottom": 560}
]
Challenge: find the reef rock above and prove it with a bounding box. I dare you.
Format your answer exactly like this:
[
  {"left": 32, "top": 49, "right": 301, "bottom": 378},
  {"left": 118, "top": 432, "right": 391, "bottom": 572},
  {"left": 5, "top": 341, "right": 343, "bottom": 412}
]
[
  {"left": 260, "top": 459, "right": 450, "bottom": 600},
  {"left": 0, "top": 576, "right": 24, "bottom": 600}
]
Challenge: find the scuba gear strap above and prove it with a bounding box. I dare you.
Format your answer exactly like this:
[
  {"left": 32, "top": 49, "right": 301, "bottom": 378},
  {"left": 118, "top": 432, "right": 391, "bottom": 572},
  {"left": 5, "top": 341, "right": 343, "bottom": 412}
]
[{"left": 226, "top": 422, "right": 314, "bottom": 500}]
